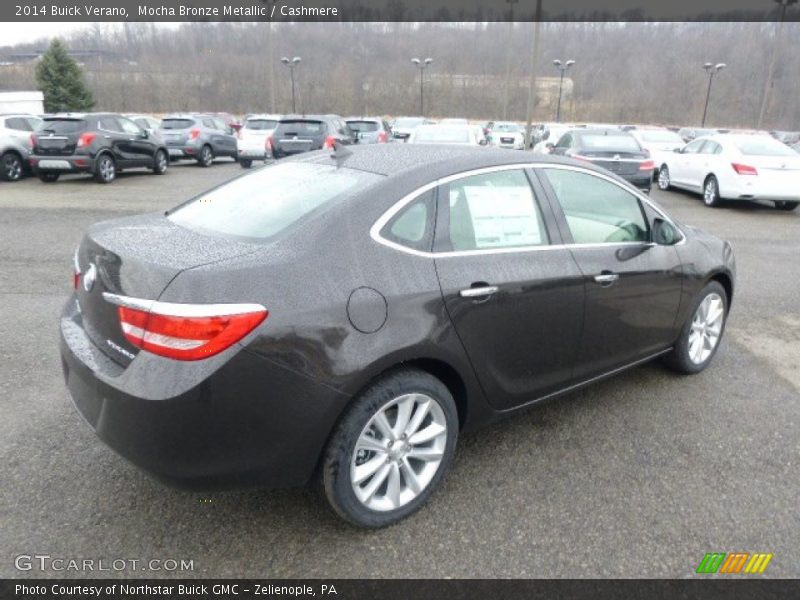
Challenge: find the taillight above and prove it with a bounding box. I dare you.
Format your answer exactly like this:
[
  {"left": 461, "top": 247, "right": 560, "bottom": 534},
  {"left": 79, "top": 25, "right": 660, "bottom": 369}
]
[
  {"left": 29, "top": 133, "right": 37, "bottom": 149},
  {"left": 189, "top": 128, "right": 201, "bottom": 140},
  {"left": 639, "top": 159, "right": 655, "bottom": 171},
  {"left": 110, "top": 296, "right": 267, "bottom": 361},
  {"left": 323, "top": 135, "right": 336, "bottom": 150},
  {"left": 731, "top": 162, "right": 758, "bottom": 176},
  {"left": 73, "top": 249, "right": 80, "bottom": 290},
  {"left": 76, "top": 132, "right": 96, "bottom": 148},
  {"left": 266, "top": 136, "right": 273, "bottom": 152},
  {"left": 377, "top": 131, "right": 388, "bottom": 143}
]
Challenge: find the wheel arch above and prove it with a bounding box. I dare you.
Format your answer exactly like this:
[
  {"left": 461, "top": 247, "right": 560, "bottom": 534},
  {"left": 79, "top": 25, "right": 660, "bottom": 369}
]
[{"left": 708, "top": 270, "right": 734, "bottom": 307}]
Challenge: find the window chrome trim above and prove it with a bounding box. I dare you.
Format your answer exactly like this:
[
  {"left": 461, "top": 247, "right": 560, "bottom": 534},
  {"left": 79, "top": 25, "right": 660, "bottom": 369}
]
[
  {"left": 103, "top": 293, "right": 266, "bottom": 317},
  {"left": 369, "top": 162, "right": 686, "bottom": 257}
]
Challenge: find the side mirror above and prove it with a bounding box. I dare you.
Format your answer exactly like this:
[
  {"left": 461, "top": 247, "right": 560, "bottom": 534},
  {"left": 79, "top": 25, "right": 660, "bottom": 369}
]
[
  {"left": 673, "top": 147, "right": 682, "bottom": 153},
  {"left": 139, "top": 129, "right": 149, "bottom": 139},
  {"left": 545, "top": 142, "right": 555, "bottom": 152},
  {"left": 652, "top": 218, "right": 679, "bottom": 245}
]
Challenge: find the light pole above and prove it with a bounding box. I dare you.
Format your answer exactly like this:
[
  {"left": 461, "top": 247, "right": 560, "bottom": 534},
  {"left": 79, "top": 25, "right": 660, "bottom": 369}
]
[
  {"left": 281, "top": 56, "right": 301, "bottom": 113},
  {"left": 501, "top": 0, "right": 519, "bottom": 120},
  {"left": 552, "top": 59, "right": 575, "bottom": 123},
  {"left": 411, "top": 57, "right": 433, "bottom": 117},
  {"left": 701, "top": 62, "right": 726, "bottom": 127},
  {"left": 757, "top": 0, "right": 797, "bottom": 129}
]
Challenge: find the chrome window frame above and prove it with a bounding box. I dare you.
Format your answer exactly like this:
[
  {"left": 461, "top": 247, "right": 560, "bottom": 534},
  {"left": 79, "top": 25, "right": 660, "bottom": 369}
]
[{"left": 370, "top": 162, "right": 685, "bottom": 258}]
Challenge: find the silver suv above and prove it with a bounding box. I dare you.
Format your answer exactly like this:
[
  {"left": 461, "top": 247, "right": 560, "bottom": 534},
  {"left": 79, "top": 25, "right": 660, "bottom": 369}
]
[
  {"left": 1, "top": 113, "right": 42, "bottom": 181},
  {"left": 158, "top": 114, "right": 238, "bottom": 167}
]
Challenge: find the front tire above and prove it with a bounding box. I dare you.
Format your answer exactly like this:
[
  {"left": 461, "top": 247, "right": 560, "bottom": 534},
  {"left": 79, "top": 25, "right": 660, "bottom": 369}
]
[
  {"left": 774, "top": 201, "right": 798, "bottom": 211},
  {"left": 94, "top": 154, "right": 116, "bottom": 184},
  {"left": 197, "top": 145, "right": 213, "bottom": 167},
  {"left": 657, "top": 165, "right": 671, "bottom": 191},
  {"left": 1, "top": 151, "right": 23, "bottom": 181},
  {"left": 239, "top": 159, "right": 253, "bottom": 169},
  {"left": 663, "top": 281, "right": 728, "bottom": 374},
  {"left": 152, "top": 150, "right": 168, "bottom": 175},
  {"left": 322, "top": 368, "right": 458, "bottom": 528},
  {"left": 703, "top": 175, "right": 721, "bottom": 207}
]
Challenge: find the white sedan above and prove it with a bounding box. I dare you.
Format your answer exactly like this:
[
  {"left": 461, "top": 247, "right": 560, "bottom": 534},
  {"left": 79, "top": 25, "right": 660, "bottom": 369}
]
[
  {"left": 630, "top": 128, "right": 684, "bottom": 178},
  {"left": 489, "top": 122, "right": 525, "bottom": 150},
  {"left": 237, "top": 114, "right": 281, "bottom": 168},
  {"left": 657, "top": 134, "right": 800, "bottom": 210},
  {"left": 408, "top": 124, "right": 486, "bottom": 146}
]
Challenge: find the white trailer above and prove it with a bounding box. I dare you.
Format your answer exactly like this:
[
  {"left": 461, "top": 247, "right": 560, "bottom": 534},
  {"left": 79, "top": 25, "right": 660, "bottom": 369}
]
[{"left": 0, "top": 91, "right": 44, "bottom": 115}]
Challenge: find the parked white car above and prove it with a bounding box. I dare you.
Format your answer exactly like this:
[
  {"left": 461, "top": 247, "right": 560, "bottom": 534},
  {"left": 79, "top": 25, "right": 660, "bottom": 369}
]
[
  {"left": 658, "top": 134, "right": 800, "bottom": 210},
  {"left": 532, "top": 125, "right": 570, "bottom": 154},
  {"left": 237, "top": 113, "right": 281, "bottom": 168},
  {"left": 408, "top": 124, "right": 486, "bottom": 146},
  {"left": 0, "top": 113, "right": 42, "bottom": 181},
  {"left": 630, "top": 128, "right": 685, "bottom": 178},
  {"left": 489, "top": 121, "right": 525, "bottom": 150}
]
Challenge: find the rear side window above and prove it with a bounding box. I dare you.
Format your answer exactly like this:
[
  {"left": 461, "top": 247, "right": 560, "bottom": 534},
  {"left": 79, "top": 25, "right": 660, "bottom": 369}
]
[
  {"left": 245, "top": 119, "right": 278, "bottom": 130},
  {"left": 380, "top": 190, "right": 435, "bottom": 252},
  {"left": 161, "top": 119, "right": 195, "bottom": 130},
  {"left": 277, "top": 120, "right": 326, "bottom": 135},
  {"left": 443, "top": 169, "right": 548, "bottom": 251},
  {"left": 5, "top": 117, "right": 31, "bottom": 131},
  {"left": 542, "top": 168, "right": 649, "bottom": 244},
  {"left": 734, "top": 137, "right": 796, "bottom": 157},
  {"left": 99, "top": 118, "right": 122, "bottom": 133},
  {"left": 40, "top": 119, "right": 86, "bottom": 134},
  {"left": 169, "top": 162, "right": 382, "bottom": 240}
]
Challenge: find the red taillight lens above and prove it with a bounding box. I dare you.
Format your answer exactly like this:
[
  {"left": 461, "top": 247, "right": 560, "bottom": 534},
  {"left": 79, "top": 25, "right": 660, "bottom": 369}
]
[
  {"left": 377, "top": 131, "right": 388, "bottom": 143},
  {"left": 73, "top": 250, "right": 80, "bottom": 290},
  {"left": 266, "top": 136, "right": 273, "bottom": 152},
  {"left": 29, "top": 133, "right": 37, "bottom": 149},
  {"left": 639, "top": 159, "right": 655, "bottom": 171},
  {"left": 323, "top": 135, "right": 336, "bottom": 150},
  {"left": 116, "top": 303, "right": 267, "bottom": 361},
  {"left": 731, "top": 162, "right": 758, "bottom": 176},
  {"left": 189, "top": 128, "right": 201, "bottom": 140},
  {"left": 77, "top": 132, "right": 96, "bottom": 148}
]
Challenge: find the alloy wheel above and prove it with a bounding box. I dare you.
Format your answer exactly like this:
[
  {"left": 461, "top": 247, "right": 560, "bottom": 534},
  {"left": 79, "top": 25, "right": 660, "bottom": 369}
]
[
  {"left": 703, "top": 178, "right": 717, "bottom": 206},
  {"left": 99, "top": 157, "right": 115, "bottom": 182},
  {"left": 688, "top": 292, "right": 724, "bottom": 365},
  {"left": 155, "top": 151, "right": 167, "bottom": 173},
  {"left": 350, "top": 393, "right": 447, "bottom": 512},
  {"left": 657, "top": 166, "right": 670, "bottom": 190},
  {"left": 2, "top": 154, "right": 22, "bottom": 181}
]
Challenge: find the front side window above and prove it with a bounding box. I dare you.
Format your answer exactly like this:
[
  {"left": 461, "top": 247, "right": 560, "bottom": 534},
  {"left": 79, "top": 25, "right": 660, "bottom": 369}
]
[
  {"left": 542, "top": 168, "right": 649, "bottom": 244},
  {"left": 443, "top": 169, "right": 548, "bottom": 251},
  {"left": 118, "top": 118, "right": 142, "bottom": 135},
  {"left": 683, "top": 139, "right": 706, "bottom": 154}
]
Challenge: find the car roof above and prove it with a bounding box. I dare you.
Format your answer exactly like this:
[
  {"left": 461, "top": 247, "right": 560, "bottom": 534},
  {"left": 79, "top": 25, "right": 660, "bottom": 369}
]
[
  {"left": 345, "top": 117, "right": 384, "bottom": 122},
  {"left": 245, "top": 114, "right": 282, "bottom": 120},
  {"left": 287, "top": 142, "right": 612, "bottom": 180},
  {"left": 279, "top": 114, "right": 341, "bottom": 121}
]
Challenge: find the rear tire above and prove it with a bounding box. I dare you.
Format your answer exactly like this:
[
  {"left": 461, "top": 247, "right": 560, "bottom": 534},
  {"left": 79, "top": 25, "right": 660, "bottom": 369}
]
[
  {"left": 197, "top": 145, "right": 213, "bottom": 167},
  {"left": 322, "top": 368, "right": 458, "bottom": 528},
  {"left": 94, "top": 154, "right": 116, "bottom": 184},
  {"left": 239, "top": 159, "right": 253, "bottom": 169},
  {"left": 1, "top": 151, "right": 23, "bottom": 181},
  {"left": 702, "top": 175, "right": 721, "bottom": 207},
  {"left": 38, "top": 172, "right": 60, "bottom": 183},
  {"left": 663, "top": 281, "right": 728, "bottom": 375},
  {"left": 657, "top": 165, "right": 671, "bottom": 191},
  {"left": 774, "top": 201, "right": 798, "bottom": 211},
  {"left": 152, "top": 150, "right": 168, "bottom": 175}
]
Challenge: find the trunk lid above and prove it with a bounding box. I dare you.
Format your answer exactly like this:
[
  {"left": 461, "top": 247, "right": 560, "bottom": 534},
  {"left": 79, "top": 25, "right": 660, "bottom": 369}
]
[
  {"left": 75, "top": 213, "right": 260, "bottom": 366},
  {"left": 35, "top": 119, "right": 86, "bottom": 156},
  {"left": 581, "top": 151, "right": 645, "bottom": 176}
]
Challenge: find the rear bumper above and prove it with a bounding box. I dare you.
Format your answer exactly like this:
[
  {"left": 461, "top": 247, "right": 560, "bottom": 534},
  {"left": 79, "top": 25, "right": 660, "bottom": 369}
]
[
  {"left": 59, "top": 298, "right": 351, "bottom": 490},
  {"left": 30, "top": 155, "right": 94, "bottom": 174},
  {"left": 621, "top": 171, "right": 653, "bottom": 192},
  {"left": 721, "top": 179, "right": 800, "bottom": 201}
]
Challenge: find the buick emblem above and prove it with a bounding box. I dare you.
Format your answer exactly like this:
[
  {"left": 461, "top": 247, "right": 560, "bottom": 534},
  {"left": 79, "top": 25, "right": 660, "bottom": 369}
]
[{"left": 83, "top": 263, "right": 97, "bottom": 292}]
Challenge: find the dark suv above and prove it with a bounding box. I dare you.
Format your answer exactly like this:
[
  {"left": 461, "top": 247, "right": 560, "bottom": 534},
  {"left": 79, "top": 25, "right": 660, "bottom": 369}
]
[
  {"left": 270, "top": 115, "right": 356, "bottom": 158},
  {"left": 158, "top": 114, "right": 238, "bottom": 167},
  {"left": 30, "top": 113, "right": 169, "bottom": 184}
]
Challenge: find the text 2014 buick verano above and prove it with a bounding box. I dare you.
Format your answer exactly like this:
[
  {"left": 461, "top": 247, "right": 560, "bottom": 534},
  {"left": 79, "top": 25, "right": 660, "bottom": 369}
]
[{"left": 60, "top": 144, "right": 735, "bottom": 527}]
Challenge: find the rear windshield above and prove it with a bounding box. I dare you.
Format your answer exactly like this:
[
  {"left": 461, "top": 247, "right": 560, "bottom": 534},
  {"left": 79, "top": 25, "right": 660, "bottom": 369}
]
[
  {"left": 347, "top": 121, "right": 380, "bottom": 133},
  {"left": 639, "top": 130, "right": 683, "bottom": 144},
  {"left": 245, "top": 119, "right": 278, "bottom": 130},
  {"left": 39, "top": 119, "right": 86, "bottom": 134},
  {"left": 161, "top": 119, "right": 195, "bottom": 130},
  {"left": 579, "top": 133, "right": 641, "bottom": 152},
  {"left": 394, "top": 118, "right": 424, "bottom": 128},
  {"left": 276, "top": 120, "right": 326, "bottom": 135},
  {"left": 734, "top": 137, "right": 797, "bottom": 157},
  {"left": 493, "top": 123, "right": 520, "bottom": 132},
  {"left": 168, "top": 162, "right": 382, "bottom": 240},
  {"left": 414, "top": 127, "right": 471, "bottom": 143}
]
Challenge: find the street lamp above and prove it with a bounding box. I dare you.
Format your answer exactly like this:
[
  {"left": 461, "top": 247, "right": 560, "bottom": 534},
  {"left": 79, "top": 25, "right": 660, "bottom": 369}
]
[
  {"left": 552, "top": 59, "right": 575, "bottom": 123},
  {"left": 701, "top": 62, "right": 726, "bottom": 127},
  {"left": 757, "top": 0, "right": 798, "bottom": 129},
  {"left": 411, "top": 57, "right": 433, "bottom": 117},
  {"left": 281, "top": 56, "right": 301, "bottom": 113}
]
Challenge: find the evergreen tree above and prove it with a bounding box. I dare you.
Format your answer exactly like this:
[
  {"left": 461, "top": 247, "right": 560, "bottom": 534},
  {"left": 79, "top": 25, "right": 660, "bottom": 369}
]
[{"left": 35, "top": 39, "right": 95, "bottom": 112}]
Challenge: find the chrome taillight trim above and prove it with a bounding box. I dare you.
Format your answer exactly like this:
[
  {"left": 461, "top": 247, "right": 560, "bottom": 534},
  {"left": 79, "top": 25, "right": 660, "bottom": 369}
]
[{"left": 103, "top": 292, "right": 266, "bottom": 318}]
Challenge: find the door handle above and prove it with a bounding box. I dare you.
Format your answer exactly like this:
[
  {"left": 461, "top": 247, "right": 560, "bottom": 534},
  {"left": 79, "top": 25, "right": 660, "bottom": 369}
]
[
  {"left": 459, "top": 285, "right": 499, "bottom": 298},
  {"left": 594, "top": 272, "right": 619, "bottom": 286}
]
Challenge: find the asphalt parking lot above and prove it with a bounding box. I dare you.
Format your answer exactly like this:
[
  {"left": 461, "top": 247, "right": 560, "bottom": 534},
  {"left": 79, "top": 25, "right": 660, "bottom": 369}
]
[{"left": 1, "top": 158, "right": 799, "bottom": 578}]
